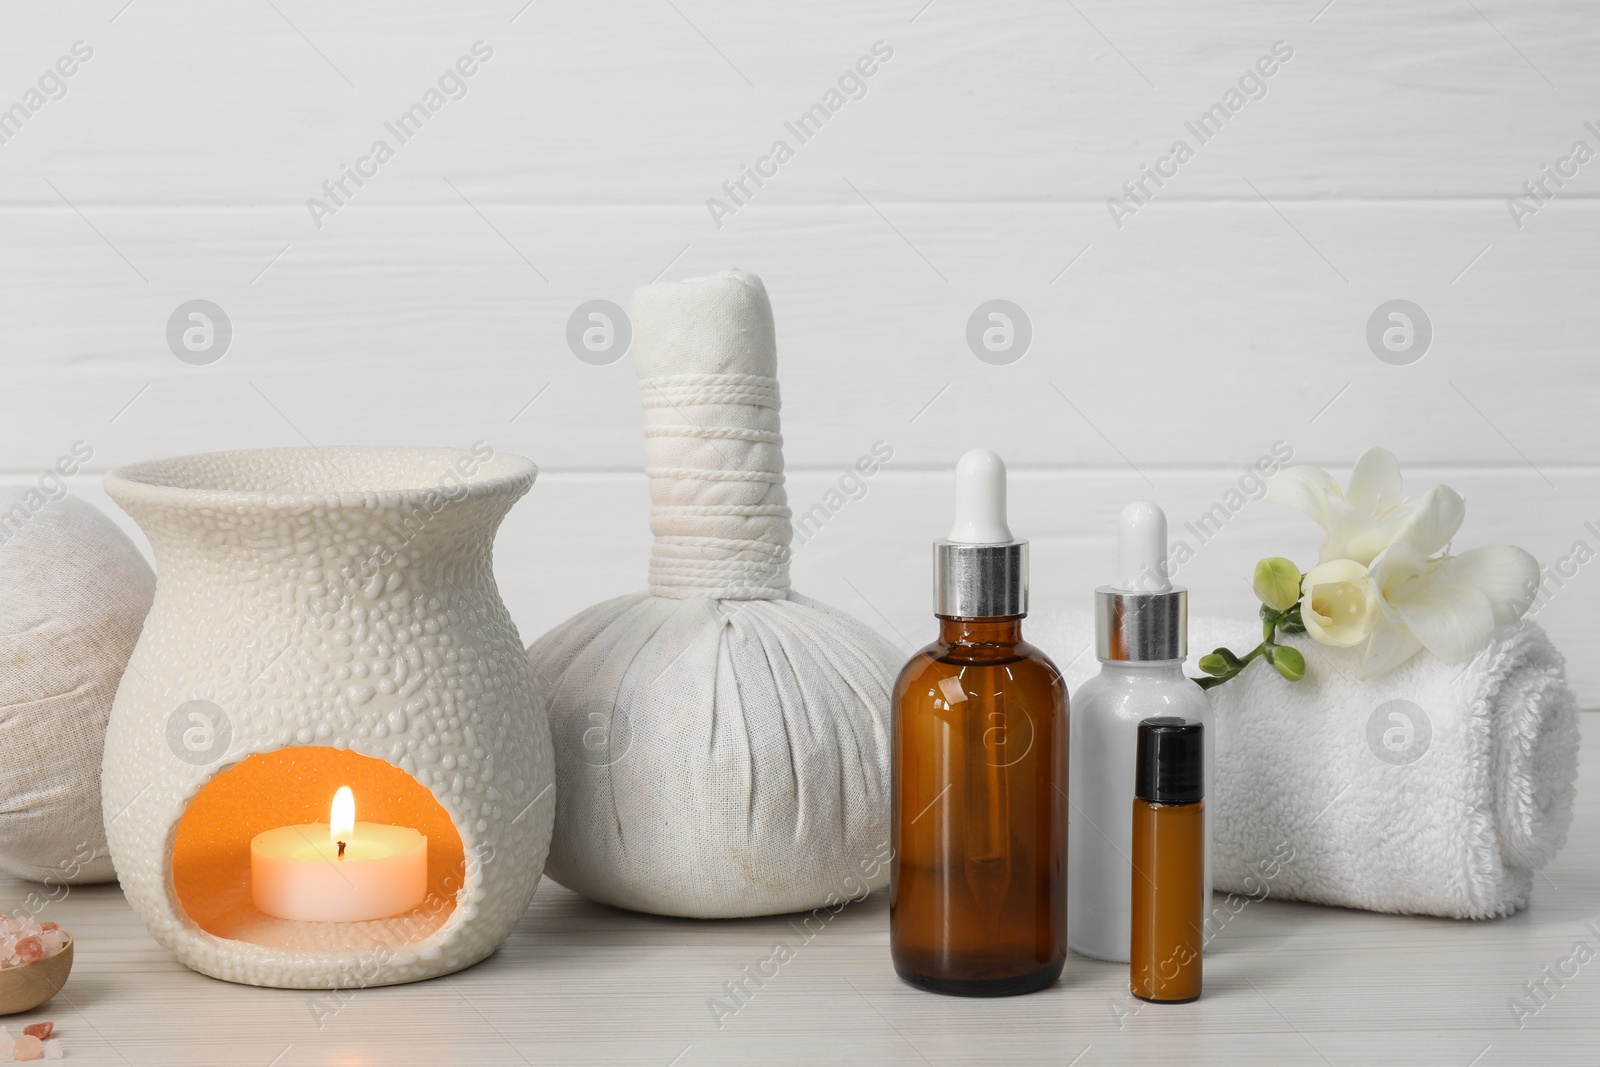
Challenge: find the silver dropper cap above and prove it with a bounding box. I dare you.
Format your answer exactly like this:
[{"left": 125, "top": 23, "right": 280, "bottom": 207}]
[
  {"left": 1094, "top": 500, "right": 1186, "bottom": 661},
  {"left": 934, "top": 449, "right": 1028, "bottom": 618}
]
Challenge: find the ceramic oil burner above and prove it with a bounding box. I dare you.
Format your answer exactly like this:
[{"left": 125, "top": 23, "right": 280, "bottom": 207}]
[{"left": 102, "top": 446, "right": 554, "bottom": 989}]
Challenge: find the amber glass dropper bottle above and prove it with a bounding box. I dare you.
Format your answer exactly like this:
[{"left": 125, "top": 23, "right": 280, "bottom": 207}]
[{"left": 891, "top": 449, "right": 1067, "bottom": 996}]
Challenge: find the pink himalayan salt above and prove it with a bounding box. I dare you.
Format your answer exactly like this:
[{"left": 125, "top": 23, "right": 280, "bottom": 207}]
[
  {"left": 0, "top": 1028, "right": 65, "bottom": 1062},
  {"left": 20, "top": 1025, "right": 50, "bottom": 1041},
  {"left": 0, "top": 915, "right": 66, "bottom": 970},
  {"left": 11, "top": 1034, "right": 41, "bottom": 1060}
]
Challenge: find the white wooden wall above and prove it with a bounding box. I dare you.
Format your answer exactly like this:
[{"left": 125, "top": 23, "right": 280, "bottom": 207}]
[{"left": 4, "top": 1, "right": 1598, "bottom": 699}]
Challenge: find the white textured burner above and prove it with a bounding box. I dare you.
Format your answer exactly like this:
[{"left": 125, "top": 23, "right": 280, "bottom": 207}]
[{"left": 102, "top": 446, "right": 554, "bottom": 989}]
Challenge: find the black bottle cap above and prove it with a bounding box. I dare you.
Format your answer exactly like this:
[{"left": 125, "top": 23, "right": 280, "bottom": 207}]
[{"left": 1135, "top": 716, "right": 1204, "bottom": 805}]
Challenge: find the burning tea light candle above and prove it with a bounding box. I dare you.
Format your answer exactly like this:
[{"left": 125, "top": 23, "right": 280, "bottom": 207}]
[{"left": 251, "top": 787, "right": 428, "bottom": 922}]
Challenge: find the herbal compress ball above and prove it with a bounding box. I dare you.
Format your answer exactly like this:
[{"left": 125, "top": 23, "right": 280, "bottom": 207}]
[
  {"left": 0, "top": 490, "right": 155, "bottom": 884},
  {"left": 528, "top": 270, "right": 898, "bottom": 918}
]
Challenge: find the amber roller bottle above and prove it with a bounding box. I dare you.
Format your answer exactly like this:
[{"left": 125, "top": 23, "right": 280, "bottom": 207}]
[
  {"left": 1130, "top": 716, "right": 1205, "bottom": 1003},
  {"left": 891, "top": 449, "right": 1067, "bottom": 996}
]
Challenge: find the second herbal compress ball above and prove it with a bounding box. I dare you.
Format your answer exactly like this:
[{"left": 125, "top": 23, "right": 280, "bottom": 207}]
[
  {"left": 0, "top": 489, "right": 155, "bottom": 884},
  {"left": 528, "top": 270, "right": 898, "bottom": 918}
]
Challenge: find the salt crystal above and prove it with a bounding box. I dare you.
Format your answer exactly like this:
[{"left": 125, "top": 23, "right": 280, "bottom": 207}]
[
  {"left": 10, "top": 1035, "right": 39, "bottom": 1061},
  {"left": 38, "top": 1041, "right": 59, "bottom": 1062},
  {"left": 0, "top": 915, "right": 66, "bottom": 967},
  {"left": 19, "top": 1026, "right": 48, "bottom": 1042}
]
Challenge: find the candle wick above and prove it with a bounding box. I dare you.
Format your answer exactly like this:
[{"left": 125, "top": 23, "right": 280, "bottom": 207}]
[{"left": 337, "top": 840, "right": 347, "bottom": 859}]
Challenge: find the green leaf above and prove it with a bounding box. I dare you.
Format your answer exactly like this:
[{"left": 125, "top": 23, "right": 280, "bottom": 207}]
[{"left": 1278, "top": 603, "right": 1306, "bottom": 634}]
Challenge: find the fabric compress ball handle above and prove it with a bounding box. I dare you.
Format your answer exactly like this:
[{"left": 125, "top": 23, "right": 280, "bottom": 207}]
[{"left": 634, "top": 270, "right": 791, "bottom": 600}]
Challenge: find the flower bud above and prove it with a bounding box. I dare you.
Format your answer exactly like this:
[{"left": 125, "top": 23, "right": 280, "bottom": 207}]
[
  {"left": 1267, "top": 644, "right": 1305, "bottom": 682},
  {"left": 1252, "top": 557, "right": 1302, "bottom": 613}
]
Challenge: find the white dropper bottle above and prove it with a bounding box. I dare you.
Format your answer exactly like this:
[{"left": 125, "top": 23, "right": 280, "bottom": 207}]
[{"left": 1068, "top": 501, "right": 1213, "bottom": 963}]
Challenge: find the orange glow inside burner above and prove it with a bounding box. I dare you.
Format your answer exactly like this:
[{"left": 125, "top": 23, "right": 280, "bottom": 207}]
[{"left": 171, "top": 747, "right": 465, "bottom": 950}]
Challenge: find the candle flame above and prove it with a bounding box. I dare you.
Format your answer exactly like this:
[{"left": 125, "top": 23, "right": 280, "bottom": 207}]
[{"left": 330, "top": 786, "right": 355, "bottom": 841}]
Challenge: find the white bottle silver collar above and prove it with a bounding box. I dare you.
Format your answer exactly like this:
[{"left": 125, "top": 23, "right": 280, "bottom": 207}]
[{"left": 1094, "top": 586, "right": 1186, "bottom": 661}]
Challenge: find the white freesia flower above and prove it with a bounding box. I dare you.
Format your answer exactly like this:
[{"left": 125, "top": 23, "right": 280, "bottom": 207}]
[
  {"left": 1265, "top": 446, "right": 1541, "bottom": 677},
  {"left": 1300, "top": 559, "right": 1380, "bottom": 647},
  {"left": 1359, "top": 541, "right": 1540, "bottom": 677},
  {"left": 1266, "top": 446, "right": 1465, "bottom": 566}
]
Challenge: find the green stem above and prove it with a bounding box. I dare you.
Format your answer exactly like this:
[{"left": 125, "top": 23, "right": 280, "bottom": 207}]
[
  {"left": 1198, "top": 593, "right": 1307, "bottom": 690},
  {"left": 1196, "top": 640, "right": 1267, "bottom": 689}
]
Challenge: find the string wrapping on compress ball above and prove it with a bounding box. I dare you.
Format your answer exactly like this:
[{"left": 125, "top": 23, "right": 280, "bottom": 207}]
[{"left": 637, "top": 317, "right": 791, "bottom": 600}]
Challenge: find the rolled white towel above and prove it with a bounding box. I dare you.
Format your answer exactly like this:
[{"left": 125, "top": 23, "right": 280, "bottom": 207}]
[{"left": 1030, "top": 609, "right": 1580, "bottom": 920}]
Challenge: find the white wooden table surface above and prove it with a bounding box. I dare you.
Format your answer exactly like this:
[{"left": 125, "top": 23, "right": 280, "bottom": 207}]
[{"left": 4, "top": 717, "right": 1594, "bottom": 1067}]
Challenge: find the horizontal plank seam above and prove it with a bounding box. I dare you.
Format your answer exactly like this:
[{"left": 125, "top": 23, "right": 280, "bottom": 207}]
[
  {"left": 5, "top": 464, "right": 1600, "bottom": 480},
  {"left": 4, "top": 197, "right": 1600, "bottom": 212}
]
